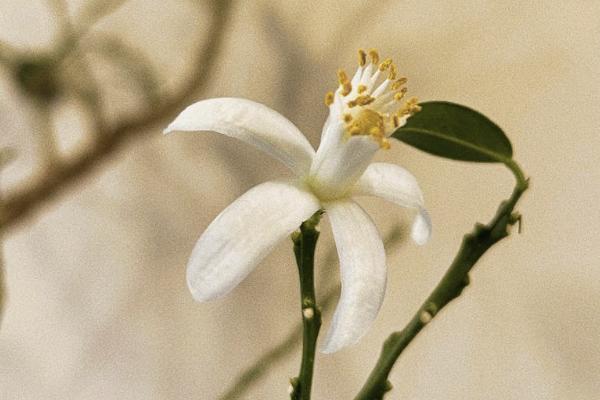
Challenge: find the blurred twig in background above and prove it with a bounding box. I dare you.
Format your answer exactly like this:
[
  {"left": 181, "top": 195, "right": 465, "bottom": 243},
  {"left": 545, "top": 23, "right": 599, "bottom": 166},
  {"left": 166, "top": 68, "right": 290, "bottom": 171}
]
[
  {"left": 0, "top": 0, "right": 233, "bottom": 233},
  {"left": 0, "top": 0, "right": 234, "bottom": 323},
  {"left": 0, "top": 147, "right": 15, "bottom": 321}
]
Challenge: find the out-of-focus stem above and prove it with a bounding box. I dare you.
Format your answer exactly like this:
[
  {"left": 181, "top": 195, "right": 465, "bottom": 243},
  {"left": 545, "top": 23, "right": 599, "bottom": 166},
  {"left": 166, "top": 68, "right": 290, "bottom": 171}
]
[{"left": 0, "top": 0, "right": 234, "bottom": 233}]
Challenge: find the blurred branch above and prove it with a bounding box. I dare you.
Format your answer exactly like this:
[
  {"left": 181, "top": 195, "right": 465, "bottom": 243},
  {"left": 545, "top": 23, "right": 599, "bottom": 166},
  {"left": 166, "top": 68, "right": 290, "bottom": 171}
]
[
  {"left": 0, "top": 40, "right": 17, "bottom": 67},
  {"left": 85, "top": 34, "right": 160, "bottom": 106},
  {"left": 62, "top": 46, "right": 106, "bottom": 135},
  {"left": 33, "top": 105, "right": 60, "bottom": 170},
  {"left": 47, "top": 0, "right": 74, "bottom": 42},
  {"left": 218, "top": 226, "right": 405, "bottom": 400},
  {"left": 0, "top": 148, "right": 15, "bottom": 322},
  {"left": 0, "top": 148, "right": 17, "bottom": 168},
  {"left": 53, "top": 0, "right": 129, "bottom": 60},
  {"left": 0, "top": 0, "right": 234, "bottom": 233},
  {"left": 76, "top": 0, "right": 129, "bottom": 32}
]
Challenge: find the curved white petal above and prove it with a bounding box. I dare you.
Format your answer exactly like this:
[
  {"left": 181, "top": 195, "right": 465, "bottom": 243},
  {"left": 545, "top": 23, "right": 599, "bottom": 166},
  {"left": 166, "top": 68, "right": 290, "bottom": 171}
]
[
  {"left": 309, "top": 121, "right": 379, "bottom": 199},
  {"left": 411, "top": 208, "right": 431, "bottom": 246},
  {"left": 352, "top": 162, "right": 432, "bottom": 245},
  {"left": 186, "top": 180, "right": 320, "bottom": 301},
  {"left": 165, "top": 98, "right": 315, "bottom": 176},
  {"left": 321, "top": 200, "right": 387, "bottom": 353}
]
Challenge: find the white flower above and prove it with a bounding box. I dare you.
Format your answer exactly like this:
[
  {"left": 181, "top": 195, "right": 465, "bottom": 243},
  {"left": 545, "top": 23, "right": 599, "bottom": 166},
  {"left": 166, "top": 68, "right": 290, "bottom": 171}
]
[{"left": 165, "top": 49, "right": 431, "bottom": 353}]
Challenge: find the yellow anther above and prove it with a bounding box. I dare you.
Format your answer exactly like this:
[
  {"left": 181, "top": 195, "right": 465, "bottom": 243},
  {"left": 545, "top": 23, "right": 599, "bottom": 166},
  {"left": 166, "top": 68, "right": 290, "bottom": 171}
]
[
  {"left": 368, "top": 49, "right": 380, "bottom": 65},
  {"left": 341, "top": 82, "right": 352, "bottom": 96},
  {"left": 358, "top": 49, "right": 367, "bottom": 67},
  {"left": 391, "top": 77, "right": 408, "bottom": 90},
  {"left": 398, "top": 97, "right": 421, "bottom": 116},
  {"left": 394, "top": 91, "right": 406, "bottom": 102},
  {"left": 379, "top": 58, "right": 393, "bottom": 71},
  {"left": 347, "top": 100, "right": 358, "bottom": 108},
  {"left": 388, "top": 63, "right": 398, "bottom": 80},
  {"left": 354, "top": 95, "right": 376, "bottom": 106},
  {"left": 369, "top": 126, "right": 383, "bottom": 137},
  {"left": 369, "top": 127, "right": 391, "bottom": 149},
  {"left": 324, "top": 91, "right": 334, "bottom": 106},
  {"left": 343, "top": 114, "right": 353, "bottom": 123},
  {"left": 381, "top": 138, "right": 391, "bottom": 150},
  {"left": 337, "top": 69, "right": 349, "bottom": 84},
  {"left": 348, "top": 126, "right": 361, "bottom": 136},
  {"left": 337, "top": 69, "right": 352, "bottom": 96},
  {"left": 346, "top": 108, "right": 383, "bottom": 134},
  {"left": 392, "top": 115, "right": 400, "bottom": 127},
  {"left": 357, "top": 84, "right": 368, "bottom": 94}
]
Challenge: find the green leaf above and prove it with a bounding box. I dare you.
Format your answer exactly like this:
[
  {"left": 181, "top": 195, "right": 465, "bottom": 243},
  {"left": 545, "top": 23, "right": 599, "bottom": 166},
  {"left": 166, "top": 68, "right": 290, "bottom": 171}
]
[{"left": 393, "top": 101, "right": 513, "bottom": 162}]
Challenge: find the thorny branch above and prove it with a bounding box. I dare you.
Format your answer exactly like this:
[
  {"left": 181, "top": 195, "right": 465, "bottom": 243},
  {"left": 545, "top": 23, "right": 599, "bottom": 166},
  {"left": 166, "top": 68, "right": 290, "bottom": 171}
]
[{"left": 354, "top": 160, "right": 528, "bottom": 400}]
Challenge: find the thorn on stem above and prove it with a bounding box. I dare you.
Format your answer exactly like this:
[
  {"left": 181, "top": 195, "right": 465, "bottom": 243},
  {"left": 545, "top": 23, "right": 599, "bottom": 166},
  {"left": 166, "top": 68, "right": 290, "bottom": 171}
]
[
  {"left": 302, "top": 307, "right": 314, "bottom": 319},
  {"left": 384, "top": 380, "right": 393, "bottom": 392},
  {"left": 509, "top": 212, "right": 523, "bottom": 234},
  {"left": 291, "top": 230, "right": 301, "bottom": 243},
  {"left": 419, "top": 310, "right": 433, "bottom": 324}
]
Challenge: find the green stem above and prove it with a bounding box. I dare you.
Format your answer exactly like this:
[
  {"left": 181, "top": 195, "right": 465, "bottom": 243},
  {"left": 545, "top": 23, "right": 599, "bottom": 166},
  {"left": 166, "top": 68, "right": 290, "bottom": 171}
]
[
  {"left": 218, "top": 226, "right": 405, "bottom": 400},
  {"left": 354, "top": 160, "right": 528, "bottom": 400},
  {"left": 290, "top": 212, "right": 322, "bottom": 400}
]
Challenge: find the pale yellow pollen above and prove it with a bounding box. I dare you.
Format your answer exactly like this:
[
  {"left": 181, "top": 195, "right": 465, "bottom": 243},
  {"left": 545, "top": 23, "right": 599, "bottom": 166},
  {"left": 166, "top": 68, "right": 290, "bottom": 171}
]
[
  {"left": 348, "top": 126, "right": 361, "bottom": 135},
  {"left": 324, "top": 91, "right": 334, "bottom": 106},
  {"left": 394, "top": 90, "right": 407, "bottom": 102},
  {"left": 357, "top": 84, "right": 368, "bottom": 94},
  {"left": 398, "top": 97, "right": 422, "bottom": 116},
  {"left": 354, "top": 95, "right": 375, "bottom": 106},
  {"left": 337, "top": 69, "right": 349, "bottom": 84},
  {"left": 337, "top": 69, "right": 352, "bottom": 96},
  {"left": 388, "top": 63, "right": 398, "bottom": 80},
  {"left": 358, "top": 49, "right": 367, "bottom": 67},
  {"left": 391, "top": 77, "right": 408, "bottom": 90},
  {"left": 378, "top": 58, "right": 393, "bottom": 71},
  {"left": 380, "top": 138, "right": 391, "bottom": 150},
  {"left": 368, "top": 49, "right": 380, "bottom": 65},
  {"left": 342, "top": 82, "right": 352, "bottom": 96},
  {"left": 344, "top": 108, "right": 390, "bottom": 149}
]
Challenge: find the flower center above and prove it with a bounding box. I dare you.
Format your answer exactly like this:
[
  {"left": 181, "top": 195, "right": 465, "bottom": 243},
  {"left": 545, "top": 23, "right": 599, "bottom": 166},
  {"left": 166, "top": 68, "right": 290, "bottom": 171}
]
[
  {"left": 345, "top": 108, "right": 388, "bottom": 148},
  {"left": 324, "top": 49, "right": 422, "bottom": 150}
]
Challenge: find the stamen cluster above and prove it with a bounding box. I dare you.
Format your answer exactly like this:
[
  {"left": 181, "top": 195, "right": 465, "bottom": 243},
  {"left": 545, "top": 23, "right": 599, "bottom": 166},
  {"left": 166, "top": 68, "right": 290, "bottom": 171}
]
[{"left": 324, "top": 49, "right": 421, "bottom": 149}]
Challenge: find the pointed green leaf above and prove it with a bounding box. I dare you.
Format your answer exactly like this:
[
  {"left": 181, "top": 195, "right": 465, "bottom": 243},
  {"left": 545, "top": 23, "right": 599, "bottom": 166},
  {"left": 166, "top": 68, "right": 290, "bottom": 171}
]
[{"left": 393, "top": 101, "right": 513, "bottom": 162}]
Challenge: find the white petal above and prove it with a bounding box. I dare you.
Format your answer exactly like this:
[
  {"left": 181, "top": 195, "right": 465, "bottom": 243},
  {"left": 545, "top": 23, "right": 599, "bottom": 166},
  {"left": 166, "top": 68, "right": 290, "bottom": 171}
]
[
  {"left": 352, "top": 162, "right": 432, "bottom": 245},
  {"left": 186, "top": 180, "right": 320, "bottom": 301},
  {"left": 411, "top": 208, "right": 431, "bottom": 246},
  {"left": 165, "top": 98, "right": 315, "bottom": 176},
  {"left": 310, "top": 122, "right": 379, "bottom": 199},
  {"left": 321, "top": 200, "right": 387, "bottom": 353}
]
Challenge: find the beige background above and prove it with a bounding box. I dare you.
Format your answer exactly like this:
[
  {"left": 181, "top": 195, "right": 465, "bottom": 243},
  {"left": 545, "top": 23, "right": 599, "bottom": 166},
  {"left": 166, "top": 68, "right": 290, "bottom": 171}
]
[{"left": 1, "top": 1, "right": 599, "bottom": 399}]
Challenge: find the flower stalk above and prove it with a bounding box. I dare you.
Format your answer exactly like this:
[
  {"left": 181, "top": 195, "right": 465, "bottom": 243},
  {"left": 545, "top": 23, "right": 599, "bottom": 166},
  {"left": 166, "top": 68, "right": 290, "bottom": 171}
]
[{"left": 290, "top": 211, "right": 323, "bottom": 400}]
